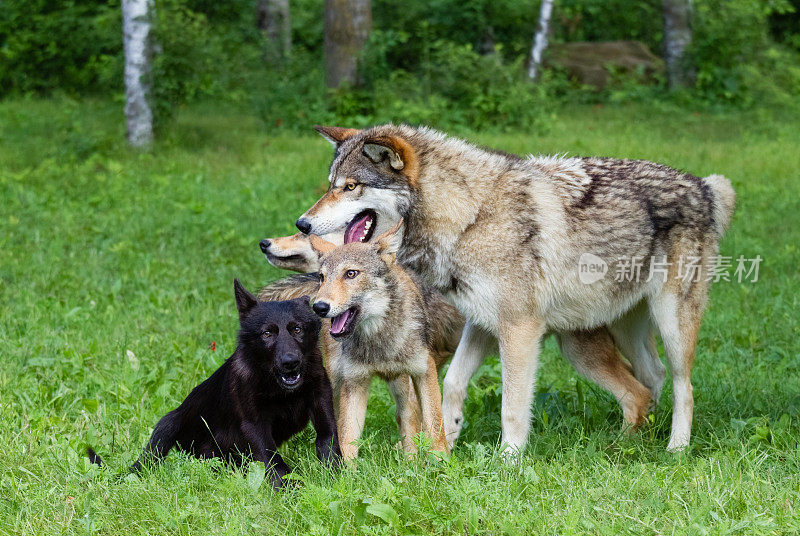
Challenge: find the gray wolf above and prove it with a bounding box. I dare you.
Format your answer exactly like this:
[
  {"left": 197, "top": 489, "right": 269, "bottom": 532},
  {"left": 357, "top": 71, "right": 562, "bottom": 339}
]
[
  {"left": 258, "top": 230, "right": 656, "bottom": 452},
  {"left": 262, "top": 219, "right": 661, "bottom": 450},
  {"left": 307, "top": 223, "right": 451, "bottom": 459},
  {"left": 297, "top": 124, "right": 735, "bottom": 453},
  {"left": 87, "top": 280, "right": 341, "bottom": 488}
]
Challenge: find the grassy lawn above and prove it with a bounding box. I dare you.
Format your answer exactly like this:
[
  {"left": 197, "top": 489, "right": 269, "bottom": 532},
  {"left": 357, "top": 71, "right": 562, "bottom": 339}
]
[{"left": 1, "top": 99, "right": 799, "bottom": 535}]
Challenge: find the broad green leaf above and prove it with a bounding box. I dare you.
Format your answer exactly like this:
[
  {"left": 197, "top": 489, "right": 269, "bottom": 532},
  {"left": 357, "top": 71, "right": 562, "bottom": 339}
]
[{"left": 366, "top": 503, "right": 399, "bottom": 526}]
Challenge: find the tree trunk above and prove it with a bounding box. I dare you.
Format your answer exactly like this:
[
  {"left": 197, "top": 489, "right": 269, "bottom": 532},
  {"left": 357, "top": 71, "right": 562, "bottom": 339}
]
[
  {"left": 662, "top": 0, "right": 693, "bottom": 88},
  {"left": 324, "top": 0, "right": 372, "bottom": 88},
  {"left": 257, "top": 0, "right": 291, "bottom": 62},
  {"left": 527, "top": 0, "right": 554, "bottom": 81},
  {"left": 122, "top": 0, "right": 153, "bottom": 147}
]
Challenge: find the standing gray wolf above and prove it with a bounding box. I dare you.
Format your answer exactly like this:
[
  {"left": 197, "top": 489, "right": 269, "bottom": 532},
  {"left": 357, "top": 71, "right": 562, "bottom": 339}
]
[
  {"left": 296, "top": 124, "right": 735, "bottom": 453},
  {"left": 87, "top": 280, "right": 341, "bottom": 489},
  {"left": 306, "top": 223, "right": 450, "bottom": 459},
  {"left": 258, "top": 230, "right": 657, "bottom": 450}
]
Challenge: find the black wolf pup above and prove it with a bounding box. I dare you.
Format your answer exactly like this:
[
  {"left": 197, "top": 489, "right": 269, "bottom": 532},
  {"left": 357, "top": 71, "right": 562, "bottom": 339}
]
[{"left": 87, "top": 279, "right": 341, "bottom": 489}]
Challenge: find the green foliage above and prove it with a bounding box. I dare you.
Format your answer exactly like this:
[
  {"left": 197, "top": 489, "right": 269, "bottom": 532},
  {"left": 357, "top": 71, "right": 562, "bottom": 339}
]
[
  {"left": 770, "top": 0, "right": 800, "bottom": 50},
  {"left": 2, "top": 98, "right": 800, "bottom": 533},
  {"left": 555, "top": 0, "right": 663, "bottom": 52},
  {"left": 2, "top": 0, "right": 800, "bottom": 130},
  {"left": 372, "top": 0, "right": 540, "bottom": 62},
  {"left": 151, "top": 2, "right": 234, "bottom": 128},
  {"left": 0, "top": 0, "right": 122, "bottom": 95},
  {"left": 252, "top": 36, "right": 551, "bottom": 133},
  {"left": 692, "top": 0, "right": 800, "bottom": 105}
]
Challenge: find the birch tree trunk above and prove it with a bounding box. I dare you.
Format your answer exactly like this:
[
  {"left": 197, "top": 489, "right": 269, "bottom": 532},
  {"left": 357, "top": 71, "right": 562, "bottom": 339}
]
[
  {"left": 257, "top": 0, "right": 291, "bottom": 62},
  {"left": 324, "top": 0, "right": 372, "bottom": 88},
  {"left": 122, "top": 0, "right": 153, "bottom": 147},
  {"left": 662, "top": 0, "right": 693, "bottom": 88},
  {"left": 527, "top": 0, "right": 554, "bottom": 81}
]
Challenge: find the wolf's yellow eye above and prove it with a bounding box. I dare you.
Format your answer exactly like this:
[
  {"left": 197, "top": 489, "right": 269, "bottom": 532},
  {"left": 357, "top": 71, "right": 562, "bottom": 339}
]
[
  {"left": 343, "top": 183, "right": 356, "bottom": 191},
  {"left": 262, "top": 330, "right": 272, "bottom": 338},
  {"left": 345, "top": 269, "right": 359, "bottom": 279},
  {"left": 293, "top": 325, "right": 302, "bottom": 334}
]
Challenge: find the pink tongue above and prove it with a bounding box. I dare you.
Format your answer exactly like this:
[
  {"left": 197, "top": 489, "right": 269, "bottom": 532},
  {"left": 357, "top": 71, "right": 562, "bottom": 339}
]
[
  {"left": 344, "top": 214, "right": 370, "bottom": 244},
  {"left": 331, "top": 309, "right": 352, "bottom": 334}
]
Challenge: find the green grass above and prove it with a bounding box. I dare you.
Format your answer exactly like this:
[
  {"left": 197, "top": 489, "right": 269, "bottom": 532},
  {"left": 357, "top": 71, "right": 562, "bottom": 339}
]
[{"left": 1, "top": 98, "right": 799, "bottom": 535}]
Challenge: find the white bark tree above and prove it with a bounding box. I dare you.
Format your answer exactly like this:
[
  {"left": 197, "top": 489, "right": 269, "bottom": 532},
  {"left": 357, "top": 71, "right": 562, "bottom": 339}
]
[
  {"left": 662, "top": 0, "right": 693, "bottom": 88},
  {"left": 527, "top": 0, "right": 554, "bottom": 81},
  {"left": 122, "top": 0, "right": 154, "bottom": 147}
]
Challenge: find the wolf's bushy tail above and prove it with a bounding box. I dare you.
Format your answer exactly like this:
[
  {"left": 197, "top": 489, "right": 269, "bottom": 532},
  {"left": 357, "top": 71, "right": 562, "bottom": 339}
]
[
  {"left": 703, "top": 174, "right": 736, "bottom": 238},
  {"left": 87, "top": 447, "right": 104, "bottom": 467},
  {"left": 257, "top": 273, "right": 320, "bottom": 302}
]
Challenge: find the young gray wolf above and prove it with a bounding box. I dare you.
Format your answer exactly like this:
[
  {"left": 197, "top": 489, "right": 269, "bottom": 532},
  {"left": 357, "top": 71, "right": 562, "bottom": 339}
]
[
  {"left": 87, "top": 280, "right": 341, "bottom": 489},
  {"left": 307, "top": 223, "right": 450, "bottom": 459},
  {"left": 259, "top": 228, "right": 462, "bottom": 458},
  {"left": 259, "top": 225, "right": 661, "bottom": 449},
  {"left": 256, "top": 269, "right": 459, "bottom": 458},
  {"left": 296, "top": 124, "right": 735, "bottom": 453}
]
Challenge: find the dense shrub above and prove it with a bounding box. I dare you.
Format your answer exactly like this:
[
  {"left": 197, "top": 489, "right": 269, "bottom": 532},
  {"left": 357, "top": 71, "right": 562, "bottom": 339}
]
[
  {"left": 150, "top": 1, "right": 260, "bottom": 128},
  {"left": 692, "top": 0, "right": 800, "bottom": 105},
  {"left": 1, "top": 0, "right": 799, "bottom": 131},
  {"left": 0, "top": 0, "right": 122, "bottom": 95},
  {"left": 251, "top": 37, "right": 551, "bottom": 133},
  {"left": 554, "top": 0, "right": 663, "bottom": 52}
]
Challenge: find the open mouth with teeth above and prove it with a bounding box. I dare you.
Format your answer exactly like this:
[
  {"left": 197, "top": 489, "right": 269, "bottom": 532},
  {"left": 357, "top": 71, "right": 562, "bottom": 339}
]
[
  {"left": 329, "top": 306, "right": 359, "bottom": 338},
  {"left": 279, "top": 371, "right": 302, "bottom": 390},
  {"left": 344, "top": 210, "right": 377, "bottom": 244}
]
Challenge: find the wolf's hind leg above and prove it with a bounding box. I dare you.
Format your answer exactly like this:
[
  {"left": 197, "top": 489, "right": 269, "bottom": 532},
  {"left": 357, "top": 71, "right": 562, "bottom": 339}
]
[
  {"left": 442, "top": 321, "right": 495, "bottom": 449},
  {"left": 412, "top": 353, "right": 449, "bottom": 455},
  {"left": 558, "top": 328, "right": 650, "bottom": 430},
  {"left": 609, "top": 300, "right": 666, "bottom": 408},
  {"left": 388, "top": 376, "right": 421, "bottom": 454},
  {"left": 129, "top": 410, "right": 182, "bottom": 472},
  {"left": 648, "top": 278, "right": 708, "bottom": 451}
]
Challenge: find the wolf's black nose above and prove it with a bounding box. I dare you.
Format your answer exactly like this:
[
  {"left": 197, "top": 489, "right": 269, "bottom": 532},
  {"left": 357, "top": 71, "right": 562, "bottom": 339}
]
[
  {"left": 280, "top": 354, "right": 301, "bottom": 371},
  {"left": 312, "top": 301, "right": 330, "bottom": 317},
  {"left": 259, "top": 239, "right": 271, "bottom": 254},
  {"left": 296, "top": 218, "right": 312, "bottom": 235}
]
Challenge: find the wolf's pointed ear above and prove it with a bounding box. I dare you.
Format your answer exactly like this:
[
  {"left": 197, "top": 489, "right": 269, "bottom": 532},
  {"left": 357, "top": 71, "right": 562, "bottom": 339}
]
[
  {"left": 234, "top": 278, "right": 258, "bottom": 320},
  {"left": 375, "top": 219, "right": 404, "bottom": 263},
  {"left": 362, "top": 136, "right": 418, "bottom": 183},
  {"left": 314, "top": 125, "right": 360, "bottom": 147},
  {"left": 363, "top": 142, "right": 404, "bottom": 170},
  {"left": 308, "top": 234, "right": 337, "bottom": 256}
]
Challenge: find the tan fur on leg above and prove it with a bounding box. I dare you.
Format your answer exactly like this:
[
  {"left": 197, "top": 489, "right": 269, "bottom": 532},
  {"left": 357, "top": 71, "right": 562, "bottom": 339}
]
[
  {"left": 388, "top": 376, "right": 421, "bottom": 453},
  {"left": 559, "top": 328, "right": 651, "bottom": 429},
  {"left": 608, "top": 301, "right": 666, "bottom": 408},
  {"left": 648, "top": 240, "right": 712, "bottom": 451},
  {"left": 337, "top": 379, "right": 370, "bottom": 461},
  {"left": 412, "top": 354, "right": 449, "bottom": 454},
  {"left": 497, "top": 317, "right": 547, "bottom": 456}
]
